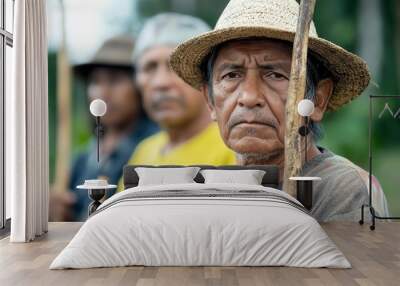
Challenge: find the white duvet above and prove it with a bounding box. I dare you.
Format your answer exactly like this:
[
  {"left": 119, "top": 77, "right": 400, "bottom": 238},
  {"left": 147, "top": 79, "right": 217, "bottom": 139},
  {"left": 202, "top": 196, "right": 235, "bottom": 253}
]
[{"left": 50, "top": 183, "right": 350, "bottom": 269}]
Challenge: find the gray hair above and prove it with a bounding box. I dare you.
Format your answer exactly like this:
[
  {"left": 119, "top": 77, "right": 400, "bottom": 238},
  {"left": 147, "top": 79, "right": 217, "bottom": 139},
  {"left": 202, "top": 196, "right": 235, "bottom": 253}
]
[
  {"left": 133, "top": 13, "right": 210, "bottom": 61},
  {"left": 201, "top": 39, "right": 332, "bottom": 142}
]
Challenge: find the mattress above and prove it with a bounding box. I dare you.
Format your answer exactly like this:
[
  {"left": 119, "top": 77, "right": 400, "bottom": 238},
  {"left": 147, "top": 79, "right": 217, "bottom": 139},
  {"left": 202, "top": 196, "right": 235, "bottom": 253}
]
[{"left": 50, "top": 183, "right": 350, "bottom": 269}]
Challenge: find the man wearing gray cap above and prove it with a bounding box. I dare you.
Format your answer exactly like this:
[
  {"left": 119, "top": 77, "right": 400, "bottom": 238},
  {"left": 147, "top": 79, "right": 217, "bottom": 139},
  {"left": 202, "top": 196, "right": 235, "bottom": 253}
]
[{"left": 118, "top": 13, "right": 236, "bottom": 191}]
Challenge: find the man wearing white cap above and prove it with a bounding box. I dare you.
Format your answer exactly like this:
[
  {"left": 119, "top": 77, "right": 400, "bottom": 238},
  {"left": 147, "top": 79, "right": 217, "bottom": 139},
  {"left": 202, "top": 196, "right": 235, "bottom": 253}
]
[
  {"left": 170, "top": 0, "right": 389, "bottom": 221},
  {"left": 118, "top": 13, "right": 236, "bottom": 191}
]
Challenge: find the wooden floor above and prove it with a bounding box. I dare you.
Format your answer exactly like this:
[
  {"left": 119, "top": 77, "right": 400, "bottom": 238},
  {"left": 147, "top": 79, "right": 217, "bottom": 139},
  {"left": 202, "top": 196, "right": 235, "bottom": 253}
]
[{"left": 0, "top": 222, "right": 399, "bottom": 286}]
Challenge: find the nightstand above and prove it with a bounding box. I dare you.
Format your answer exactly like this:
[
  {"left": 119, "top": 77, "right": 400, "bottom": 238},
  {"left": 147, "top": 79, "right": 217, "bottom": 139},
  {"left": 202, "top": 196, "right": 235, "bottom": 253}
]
[
  {"left": 289, "top": 176, "right": 321, "bottom": 210},
  {"left": 77, "top": 182, "right": 117, "bottom": 216}
]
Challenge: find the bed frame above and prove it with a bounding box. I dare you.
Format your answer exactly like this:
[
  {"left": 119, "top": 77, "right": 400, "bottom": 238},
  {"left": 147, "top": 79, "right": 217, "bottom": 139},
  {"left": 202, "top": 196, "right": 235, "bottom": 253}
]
[
  {"left": 87, "top": 165, "right": 313, "bottom": 215},
  {"left": 123, "top": 165, "right": 281, "bottom": 190}
]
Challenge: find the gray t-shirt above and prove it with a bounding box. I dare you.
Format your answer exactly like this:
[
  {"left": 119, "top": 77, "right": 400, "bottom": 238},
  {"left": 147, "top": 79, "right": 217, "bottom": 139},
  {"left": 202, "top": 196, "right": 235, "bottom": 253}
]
[{"left": 301, "top": 147, "right": 389, "bottom": 222}]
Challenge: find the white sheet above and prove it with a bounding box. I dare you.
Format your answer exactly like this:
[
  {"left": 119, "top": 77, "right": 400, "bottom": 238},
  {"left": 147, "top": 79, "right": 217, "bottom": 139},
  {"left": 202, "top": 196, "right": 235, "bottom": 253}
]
[{"left": 50, "top": 183, "right": 350, "bottom": 269}]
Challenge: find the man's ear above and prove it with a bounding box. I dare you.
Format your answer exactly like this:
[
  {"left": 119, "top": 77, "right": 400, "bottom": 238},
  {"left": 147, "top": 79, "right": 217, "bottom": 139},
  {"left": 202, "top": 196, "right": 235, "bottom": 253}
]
[
  {"left": 202, "top": 84, "right": 217, "bottom": 121},
  {"left": 310, "top": 78, "right": 334, "bottom": 122}
]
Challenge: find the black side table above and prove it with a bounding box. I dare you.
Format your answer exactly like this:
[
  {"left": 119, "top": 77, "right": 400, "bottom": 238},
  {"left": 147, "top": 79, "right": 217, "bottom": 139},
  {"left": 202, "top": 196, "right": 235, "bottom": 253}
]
[
  {"left": 289, "top": 177, "right": 321, "bottom": 210},
  {"left": 77, "top": 183, "right": 117, "bottom": 216}
]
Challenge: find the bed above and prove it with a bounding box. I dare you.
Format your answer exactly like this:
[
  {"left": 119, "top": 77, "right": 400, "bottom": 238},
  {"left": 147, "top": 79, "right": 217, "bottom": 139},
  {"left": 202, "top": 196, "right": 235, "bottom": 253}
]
[{"left": 50, "top": 165, "right": 350, "bottom": 269}]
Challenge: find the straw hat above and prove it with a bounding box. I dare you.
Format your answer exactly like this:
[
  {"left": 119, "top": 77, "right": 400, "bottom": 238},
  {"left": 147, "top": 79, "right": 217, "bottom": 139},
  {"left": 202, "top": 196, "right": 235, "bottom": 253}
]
[
  {"left": 74, "top": 35, "right": 134, "bottom": 76},
  {"left": 170, "top": 0, "right": 371, "bottom": 111}
]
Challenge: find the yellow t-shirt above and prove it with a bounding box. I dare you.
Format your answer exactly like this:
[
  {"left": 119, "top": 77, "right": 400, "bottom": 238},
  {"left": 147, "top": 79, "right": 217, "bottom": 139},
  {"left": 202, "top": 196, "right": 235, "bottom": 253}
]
[{"left": 117, "top": 122, "right": 236, "bottom": 192}]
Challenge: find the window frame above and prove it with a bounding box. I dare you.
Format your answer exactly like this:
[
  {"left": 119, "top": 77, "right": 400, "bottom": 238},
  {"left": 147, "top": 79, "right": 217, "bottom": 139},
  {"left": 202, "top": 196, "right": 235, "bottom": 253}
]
[{"left": 0, "top": 0, "right": 14, "bottom": 234}]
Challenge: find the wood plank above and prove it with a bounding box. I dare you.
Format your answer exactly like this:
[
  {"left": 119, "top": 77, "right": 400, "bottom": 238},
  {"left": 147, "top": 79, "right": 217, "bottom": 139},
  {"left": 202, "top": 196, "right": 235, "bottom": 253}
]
[{"left": 0, "top": 222, "right": 399, "bottom": 286}]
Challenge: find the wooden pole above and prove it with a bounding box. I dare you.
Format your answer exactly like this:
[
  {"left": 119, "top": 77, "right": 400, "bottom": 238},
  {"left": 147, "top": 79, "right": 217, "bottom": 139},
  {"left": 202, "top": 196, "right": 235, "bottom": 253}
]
[
  {"left": 283, "top": 0, "right": 316, "bottom": 197},
  {"left": 53, "top": 0, "right": 71, "bottom": 193}
]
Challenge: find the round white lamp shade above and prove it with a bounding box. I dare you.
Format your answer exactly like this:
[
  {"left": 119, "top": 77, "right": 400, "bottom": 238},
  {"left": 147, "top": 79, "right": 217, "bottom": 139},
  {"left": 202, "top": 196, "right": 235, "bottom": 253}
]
[
  {"left": 297, "top": 99, "right": 315, "bottom": 117},
  {"left": 90, "top": 99, "right": 107, "bottom": 117}
]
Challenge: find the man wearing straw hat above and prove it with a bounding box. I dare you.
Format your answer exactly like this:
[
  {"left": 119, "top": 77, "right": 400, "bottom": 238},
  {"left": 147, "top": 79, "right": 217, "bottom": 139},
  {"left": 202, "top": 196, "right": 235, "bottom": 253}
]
[
  {"left": 50, "top": 35, "right": 158, "bottom": 221},
  {"left": 170, "top": 0, "right": 389, "bottom": 221}
]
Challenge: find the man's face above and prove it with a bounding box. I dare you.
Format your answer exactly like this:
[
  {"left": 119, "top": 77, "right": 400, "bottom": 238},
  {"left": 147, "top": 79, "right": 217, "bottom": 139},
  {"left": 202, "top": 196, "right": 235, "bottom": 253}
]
[
  {"left": 136, "top": 46, "right": 206, "bottom": 129},
  {"left": 88, "top": 67, "right": 140, "bottom": 128},
  {"left": 206, "top": 40, "right": 295, "bottom": 157}
]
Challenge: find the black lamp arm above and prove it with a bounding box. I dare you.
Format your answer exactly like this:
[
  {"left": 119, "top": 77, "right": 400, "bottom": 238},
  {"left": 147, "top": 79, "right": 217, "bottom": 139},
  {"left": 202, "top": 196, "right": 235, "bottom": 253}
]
[{"left": 96, "top": 116, "right": 100, "bottom": 163}]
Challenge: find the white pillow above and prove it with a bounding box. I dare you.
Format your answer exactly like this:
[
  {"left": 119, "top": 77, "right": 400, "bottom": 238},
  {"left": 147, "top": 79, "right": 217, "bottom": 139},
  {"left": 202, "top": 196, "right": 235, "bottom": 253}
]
[
  {"left": 200, "top": 169, "right": 266, "bottom": 185},
  {"left": 135, "top": 167, "right": 200, "bottom": 186}
]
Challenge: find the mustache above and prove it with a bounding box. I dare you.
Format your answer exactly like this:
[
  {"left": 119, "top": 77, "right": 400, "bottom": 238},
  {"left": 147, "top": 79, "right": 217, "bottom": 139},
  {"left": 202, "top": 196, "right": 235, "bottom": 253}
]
[
  {"left": 150, "top": 93, "right": 186, "bottom": 110},
  {"left": 227, "top": 111, "right": 279, "bottom": 130}
]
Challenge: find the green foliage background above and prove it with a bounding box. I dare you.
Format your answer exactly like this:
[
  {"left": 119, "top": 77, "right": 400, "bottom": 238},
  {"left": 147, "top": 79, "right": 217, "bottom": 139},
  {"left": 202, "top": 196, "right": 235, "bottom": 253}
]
[{"left": 48, "top": 0, "right": 400, "bottom": 214}]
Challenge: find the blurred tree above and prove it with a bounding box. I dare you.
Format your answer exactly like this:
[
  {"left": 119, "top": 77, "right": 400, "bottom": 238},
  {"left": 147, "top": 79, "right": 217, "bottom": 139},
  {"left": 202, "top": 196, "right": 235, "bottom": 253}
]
[
  {"left": 48, "top": 52, "right": 57, "bottom": 184},
  {"left": 358, "top": 0, "right": 383, "bottom": 81},
  {"left": 53, "top": 0, "right": 71, "bottom": 193},
  {"left": 396, "top": 0, "right": 400, "bottom": 92},
  {"left": 135, "top": 0, "right": 229, "bottom": 27},
  {"left": 317, "top": 0, "right": 399, "bottom": 168}
]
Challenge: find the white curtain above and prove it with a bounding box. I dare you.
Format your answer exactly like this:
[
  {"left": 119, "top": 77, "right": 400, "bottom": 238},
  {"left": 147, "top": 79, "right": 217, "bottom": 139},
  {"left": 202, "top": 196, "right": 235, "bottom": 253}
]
[{"left": 6, "top": 0, "right": 49, "bottom": 242}]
